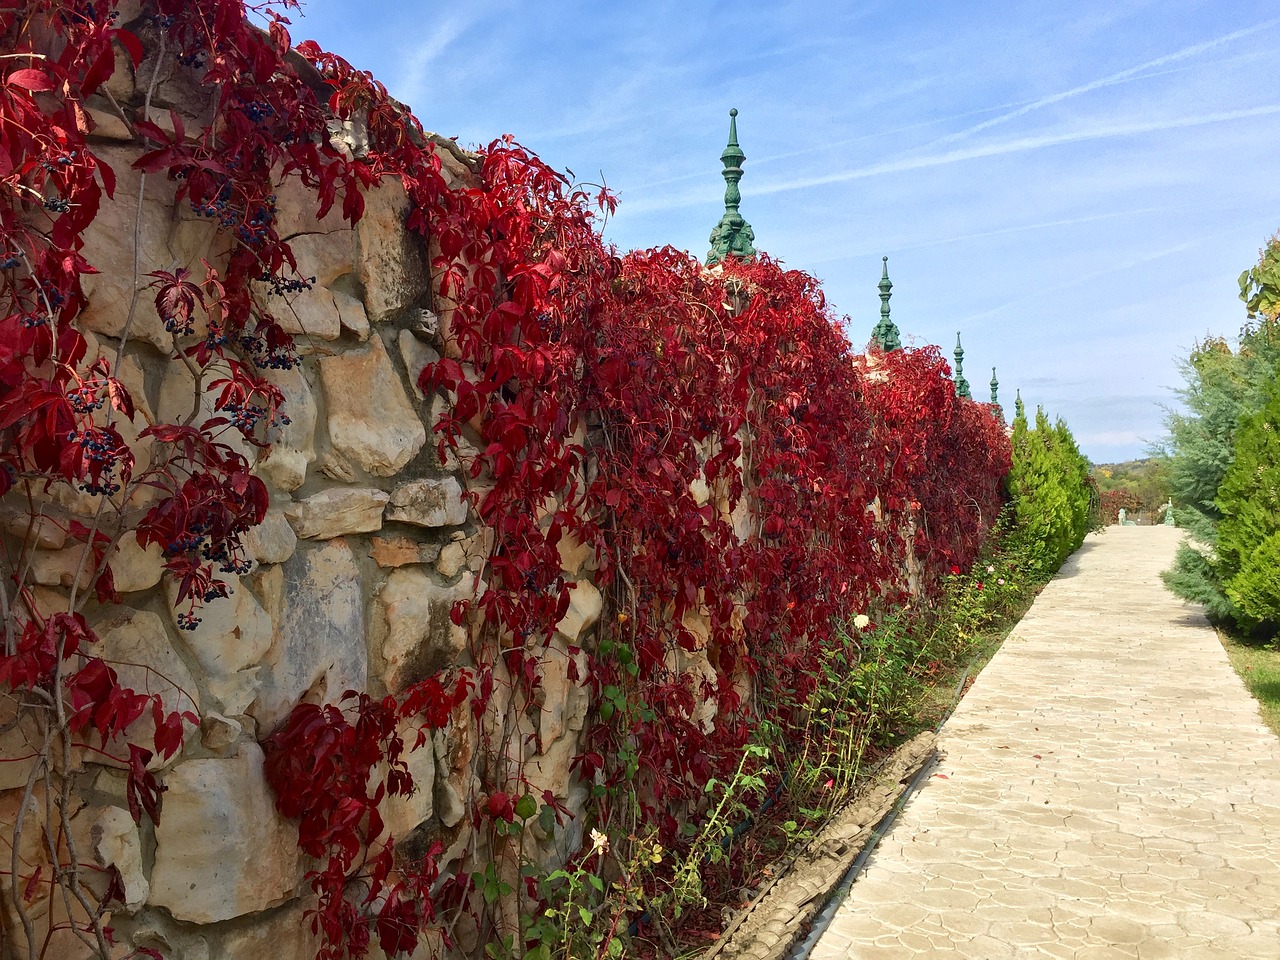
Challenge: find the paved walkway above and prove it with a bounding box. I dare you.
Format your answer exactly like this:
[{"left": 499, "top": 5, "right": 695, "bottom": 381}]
[{"left": 812, "top": 526, "right": 1280, "bottom": 959}]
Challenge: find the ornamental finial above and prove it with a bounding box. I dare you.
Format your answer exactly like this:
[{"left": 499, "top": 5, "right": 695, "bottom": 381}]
[
  {"left": 953, "top": 332, "right": 972, "bottom": 399},
  {"left": 870, "top": 256, "right": 902, "bottom": 351},
  {"left": 990, "top": 366, "right": 999, "bottom": 405},
  {"left": 707, "top": 108, "right": 756, "bottom": 265}
]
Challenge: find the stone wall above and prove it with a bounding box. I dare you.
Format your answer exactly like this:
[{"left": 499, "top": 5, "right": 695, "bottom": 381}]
[
  {"left": 0, "top": 30, "right": 525, "bottom": 954},
  {"left": 0, "top": 12, "right": 959, "bottom": 960}
]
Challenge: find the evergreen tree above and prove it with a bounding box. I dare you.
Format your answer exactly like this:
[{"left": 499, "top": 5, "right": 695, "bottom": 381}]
[
  {"left": 1160, "top": 325, "right": 1280, "bottom": 625},
  {"left": 1006, "top": 401, "right": 1093, "bottom": 577},
  {"left": 1217, "top": 366, "right": 1280, "bottom": 627}
]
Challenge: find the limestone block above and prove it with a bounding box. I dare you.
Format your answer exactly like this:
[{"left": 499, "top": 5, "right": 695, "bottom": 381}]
[
  {"left": 318, "top": 336, "right": 426, "bottom": 477},
  {"left": 110, "top": 535, "right": 165, "bottom": 592},
  {"left": 249, "top": 539, "right": 368, "bottom": 734},
  {"left": 0, "top": 792, "right": 105, "bottom": 960},
  {"left": 243, "top": 508, "right": 298, "bottom": 564},
  {"left": 262, "top": 283, "right": 341, "bottom": 341},
  {"left": 382, "top": 718, "right": 436, "bottom": 840},
  {"left": 555, "top": 580, "right": 602, "bottom": 643},
  {"left": 91, "top": 608, "right": 200, "bottom": 720},
  {"left": 0, "top": 696, "right": 38, "bottom": 790},
  {"left": 199, "top": 712, "right": 243, "bottom": 754},
  {"left": 387, "top": 476, "right": 468, "bottom": 528},
  {"left": 167, "top": 575, "right": 272, "bottom": 715},
  {"left": 102, "top": 38, "right": 136, "bottom": 102},
  {"left": 287, "top": 230, "right": 356, "bottom": 290},
  {"left": 356, "top": 178, "right": 428, "bottom": 321},
  {"left": 155, "top": 358, "right": 256, "bottom": 468},
  {"left": 257, "top": 363, "right": 317, "bottom": 492},
  {"left": 377, "top": 567, "right": 469, "bottom": 692},
  {"left": 149, "top": 743, "right": 303, "bottom": 923},
  {"left": 398, "top": 328, "right": 440, "bottom": 398},
  {"left": 29, "top": 547, "right": 92, "bottom": 590},
  {"left": 334, "top": 287, "right": 370, "bottom": 340},
  {"left": 77, "top": 146, "right": 224, "bottom": 352},
  {"left": 285, "top": 487, "right": 389, "bottom": 539},
  {"left": 91, "top": 806, "right": 148, "bottom": 910},
  {"left": 437, "top": 528, "right": 494, "bottom": 578},
  {"left": 0, "top": 505, "right": 67, "bottom": 548},
  {"left": 205, "top": 897, "right": 322, "bottom": 960},
  {"left": 272, "top": 170, "right": 351, "bottom": 239},
  {"left": 86, "top": 105, "right": 132, "bottom": 141},
  {"left": 370, "top": 536, "right": 442, "bottom": 568}
]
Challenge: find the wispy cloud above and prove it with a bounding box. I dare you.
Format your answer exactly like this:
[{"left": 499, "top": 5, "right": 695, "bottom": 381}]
[
  {"left": 804, "top": 207, "right": 1171, "bottom": 265},
  {"left": 926, "top": 19, "right": 1280, "bottom": 148},
  {"left": 395, "top": 15, "right": 478, "bottom": 110},
  {"left": 754, "top": 105, "right": 1280, "bottom": 198}
]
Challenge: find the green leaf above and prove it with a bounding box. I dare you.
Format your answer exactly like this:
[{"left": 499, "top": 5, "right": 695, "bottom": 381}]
[{"left": 515, "top": 793, "right": 537, "bottom": 821}]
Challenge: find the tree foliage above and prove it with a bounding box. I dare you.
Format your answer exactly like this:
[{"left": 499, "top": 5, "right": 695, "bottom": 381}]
[
  {"left": 1160, "top": 314, "right": 1280, "bottom": 627},
  {"left": 1006, "top": 399, "right": 1095, "bottom": 577},
  {"left": 1216, "top": 368, "right": 1280, "bottom": 627}
]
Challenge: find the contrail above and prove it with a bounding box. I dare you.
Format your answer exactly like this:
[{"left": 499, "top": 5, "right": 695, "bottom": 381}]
[
  {"left": 804, "top": 207, "right": 1172, "bottom": 266},
  {"left": 928, "top": 18, "right": 1280, "bottom": 148},
  {"left": 752, "top": 104, "right": 1280, "bottom": 197}
]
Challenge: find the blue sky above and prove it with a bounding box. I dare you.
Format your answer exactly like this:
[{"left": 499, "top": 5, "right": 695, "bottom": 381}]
[{"left": 289, "top": 0, "right": 1280, "bottom": 463}]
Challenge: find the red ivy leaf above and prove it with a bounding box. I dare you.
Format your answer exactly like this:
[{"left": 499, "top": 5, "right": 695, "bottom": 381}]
[{"left": 5, "top": 68, "right": 54, "bottom": 92}]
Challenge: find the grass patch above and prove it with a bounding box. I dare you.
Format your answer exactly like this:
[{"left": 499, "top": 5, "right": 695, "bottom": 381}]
[{"left": 1219, "top": 632, "right": 1280, "bottom": 736}]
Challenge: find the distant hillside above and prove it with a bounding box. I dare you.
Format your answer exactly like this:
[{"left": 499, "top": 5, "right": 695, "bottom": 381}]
[{"left": 1090, "top": 458, "right": 1171, "bottom": 521}]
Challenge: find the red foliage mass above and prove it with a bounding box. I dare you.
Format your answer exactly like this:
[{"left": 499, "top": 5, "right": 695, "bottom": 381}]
[{"left": 0, "top": 0, "right": 1010, "bottom": 955}]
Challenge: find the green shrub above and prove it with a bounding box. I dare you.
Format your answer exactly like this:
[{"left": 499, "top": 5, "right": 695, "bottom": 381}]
[{"left": 1217, "top": 368, "right": 1280, "bottom": 628}]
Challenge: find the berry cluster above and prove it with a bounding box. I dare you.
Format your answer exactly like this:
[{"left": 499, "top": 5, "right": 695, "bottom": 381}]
[
  {"left": 259, "top": 272, "right": 315, "bottom": 296},
  {"left": 238, "top": 334, "right": 297, "bottom": 370},
  {"left": 175, "top": 612, "right": 201, "bottom": 631},
  {"left": 224, "top": 400, "right": 268, "bottom": 432},
  {"left": 43, "top": 197, "right": 70, "bottom": 213},
  {"left": 162, "top": 310, "right": 194, "bottom": 336},
  {"left": 234, "top": 197, "right": 277, "bottom": 246},
  {"left": 40, "top": 151, "right": 77, "bottom": 173},
  {"left": 239, "top": 100, "right": 275, "bottom": 123},
  {"left": 190, "top": 181, "right": 234, "bottom": 220},
  {"left": 67, "top": 383, "right": 105, "bottom": 414},
  {"left": 0, "top": 254, "right": 21, "bottom": 270}
]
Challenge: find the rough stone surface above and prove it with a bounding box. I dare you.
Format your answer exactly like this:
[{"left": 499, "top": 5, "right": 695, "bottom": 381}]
[
  {"left": 91, "top": 607, "right": 200, "bottom": 719},
  {"left": 76, "top": 146, "right": 220, "bottom": 351},
  {"left": 149, "top": 743, "right": 303, "bottom": 924},
  {"left": 250, "top": 538, "right": 368, "bottom": 733},
  {"left": 167, "top": 576, "right": 273, "bottom": 715},
  {"left": 555, "top": 580, "right": 602, "bottom": 643},
  {"left": 377, "top": 567, "right": 470, "bottom": 692},
  {"left": 110, "top": 536, "right": 165, "bottom": 593},
  {"left": 318, "top": 335, "right": 426, "bottom": 477},
  {"left": 382, "top": 717, "right": 436, "bottom": 840},
  {"left": 356, "top": 179, "right": 428, "bottom": 321},
  {"left": 257, "top": 364, "right": 317, "bottom": 492},
  {"left": 243, "top": 508, "right": 298, "bottom": 564},
  {"left": 370, "top": 535, "right": 443, "bottom": 568},
  {"left": 285, "top": 487, "right": 389, "bottom": 539},
  {"left": 399, "top": 328, "right": 440, "bottom": 398},
  {"left": 812, "top": 527, "right": 1280, "bottom": 959},
  {"left": 91, "top": 806, "right": 148, "bottom": 910},
  {"left": 387, "top": 476, "right": 468, "bottom": 528}
]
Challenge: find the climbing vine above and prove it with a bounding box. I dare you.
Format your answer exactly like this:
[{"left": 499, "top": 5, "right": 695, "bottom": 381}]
[{"left": 0, "top": 1, "right": 1011, "bottom": 957}]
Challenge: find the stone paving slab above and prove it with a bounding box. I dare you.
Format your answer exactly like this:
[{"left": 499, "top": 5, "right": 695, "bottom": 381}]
[{"left": 812, "top": 526, "right": 1280, "bottom": 959}]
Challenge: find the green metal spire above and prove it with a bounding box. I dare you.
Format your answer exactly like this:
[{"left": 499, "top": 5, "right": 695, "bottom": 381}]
[
  {"left": 869, "top": 256, "right": 902, "bottom": 352},
  {"left": 706, "top": 108, "right": 756, "bottom": 266},
  {"left": 953, "top": 332, "right": 971, "bottom": 399},
  {"left": 989, "top": 366, "right": 999, "bottom": 405},
  {"left": 1014, "top": 388, "right": 1025, "bottom": 419}
]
